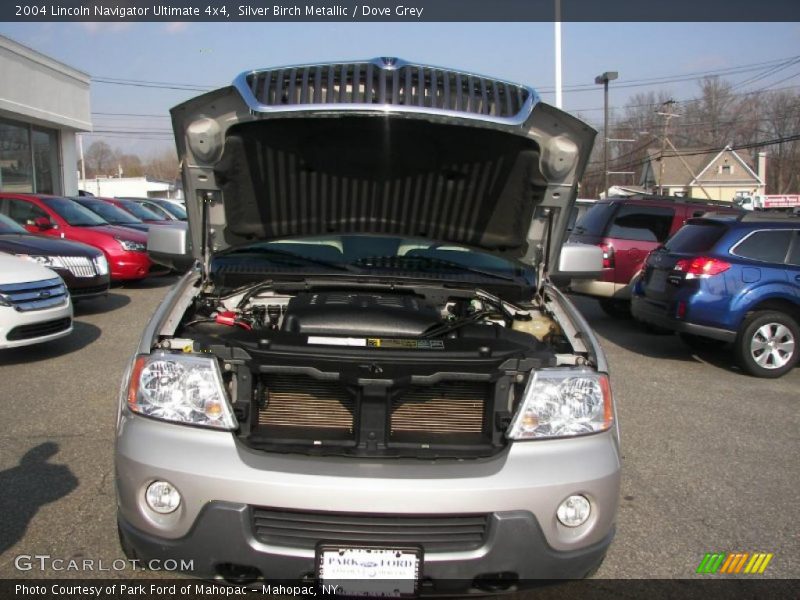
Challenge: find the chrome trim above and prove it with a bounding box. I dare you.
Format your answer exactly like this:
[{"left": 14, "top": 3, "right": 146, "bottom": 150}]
[
  {"left": 0, "top": 277, "right": 63, "bottom": 292},
  {"left": 232, "top": 57, "right": 539, "bottom": 127},
  {"left": 729, "top": 227, "right": 799, "bottom": 264},
  {"left": 0, "top": 277, "right": 68, "bottom": 312},
  {"left": 61, "top": 255, "right": 96, "bottom": 278}
]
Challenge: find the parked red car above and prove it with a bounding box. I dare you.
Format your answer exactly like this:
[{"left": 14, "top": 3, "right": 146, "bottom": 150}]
[
  {"left": 101, "top": 197, "right": 173, "bottom": 225},
  {"left": 0, "top": 193, "right": 155, "bottom": 281},
  {"left": 568, "top": 195, "right": 742, "bottom": 316}
]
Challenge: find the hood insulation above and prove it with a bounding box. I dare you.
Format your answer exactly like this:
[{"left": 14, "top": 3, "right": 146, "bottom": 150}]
[{"left": 214, "top": 117, "right": 546, "bottom": 255}]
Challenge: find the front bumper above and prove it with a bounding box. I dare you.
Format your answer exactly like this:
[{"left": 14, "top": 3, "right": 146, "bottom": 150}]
[
  {"left": 118, "top": 503, "right": 613, "bottom": 588},
  {"left": 0, "top": 297, "right": 73, "bottom": 349},
  {"left": 108, "top": 251, "right": 152, "bottom": 281},
  {"left": 115, "top": 414, "right": 620, "bottom": 583},
  {"left": 631, "top": 295, "right": 737, "bottom": 342},
  {"left": 57, "top": 270, "right": 110, "bottom": 299}
]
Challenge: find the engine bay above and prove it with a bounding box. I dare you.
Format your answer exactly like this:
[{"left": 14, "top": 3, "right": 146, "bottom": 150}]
[{"left": 160, "top": 280, "right": 588, "bottom": 458}]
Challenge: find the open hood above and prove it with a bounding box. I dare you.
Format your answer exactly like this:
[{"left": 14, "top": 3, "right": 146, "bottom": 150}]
[{"left": 171, "top": 58, "right": 595, "bottom": 272}]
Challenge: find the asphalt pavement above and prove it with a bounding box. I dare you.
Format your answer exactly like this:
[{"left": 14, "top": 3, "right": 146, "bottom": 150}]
[{"left": 0, "top": 279, "right": 797, "bottom": 582}]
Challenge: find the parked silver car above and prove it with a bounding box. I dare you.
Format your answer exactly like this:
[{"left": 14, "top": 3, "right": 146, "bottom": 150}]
[{"left": 115, "top": 58, "right": 620, "bottom": 594}]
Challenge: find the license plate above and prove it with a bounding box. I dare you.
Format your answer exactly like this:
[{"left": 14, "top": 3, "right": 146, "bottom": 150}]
[
  {"left": 316, "top": 545, "right": 422, "bottom": 598},
  {"left": 648, "top": 269, "right": 668, "bottom": 293}
]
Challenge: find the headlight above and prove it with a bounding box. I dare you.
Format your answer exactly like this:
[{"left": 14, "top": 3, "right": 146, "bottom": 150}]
[
  {"left": 16, "top": 254, "right": 65, "bottom": 269},
  {"left": 116, "top": 238, "right": 146, "bottom": 252},
  {"left": 507, "top": 369, "right": 613, "bottom": 440},
  {"left": 93, "top": 254, "right": 109, "bottom": 275},
  {"left": 127, "top": 353, "right": 237, "bottom": 430}
]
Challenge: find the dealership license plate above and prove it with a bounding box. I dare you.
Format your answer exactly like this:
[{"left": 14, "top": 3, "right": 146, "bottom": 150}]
[
  {"left": 648, "top": 269, "right": 668, "bottom": 293},
  {"left": 317, "top": 545, "right": 421, "bottom": 598}
]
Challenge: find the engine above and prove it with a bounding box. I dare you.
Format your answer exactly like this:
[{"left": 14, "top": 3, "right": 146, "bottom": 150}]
[
  {"left": 281, "top": 292, "right": 440, "bottom": 337},
  {"left": 175, "top": 285, "right": 566, "bottom": 459}
]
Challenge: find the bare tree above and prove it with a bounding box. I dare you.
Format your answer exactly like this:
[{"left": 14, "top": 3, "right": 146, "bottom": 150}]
[
  {"left": 144, "top": 149, "right": 179, "bottom": 181},
  {"left": 115, "top": 152, "right": 144, "bottom": 178},
  {"left": 760, "top": 89, "right": 800, "bottom": 193},
  {"left": 83, "top": 141, "right": 116, "bottom": 178}
]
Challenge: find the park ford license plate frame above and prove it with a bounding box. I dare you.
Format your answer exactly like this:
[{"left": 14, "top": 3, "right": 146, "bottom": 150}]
[{"left": 316, "top": 544, "right": 422, "bottom": 598}]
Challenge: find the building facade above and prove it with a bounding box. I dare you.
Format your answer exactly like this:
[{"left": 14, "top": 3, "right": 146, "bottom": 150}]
[
  {"left": 640, "top": 146, "right": 766, "bottom": 202},
  {"left": 0, "top": 35, "right": 91, "bottom": 196}
]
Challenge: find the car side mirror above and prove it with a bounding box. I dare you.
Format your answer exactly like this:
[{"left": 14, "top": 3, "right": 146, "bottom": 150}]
[
  {"left": 32, "top": 216, "right": 53, "bottom": 230},
  {"left": 550, "top": 243, "right": 603, "bottom": 289},
  {"left": 147, "top": 222, "right": 195, "bottom": 271}
]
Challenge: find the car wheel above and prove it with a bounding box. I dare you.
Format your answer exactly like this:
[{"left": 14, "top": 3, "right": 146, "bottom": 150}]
[
  {"left": 598, "top": 298, "right": 631, "bottom": 318},
  {"left": 735, "top": 311, "right": 799, "bottom": 378},
  {"left": 679, "top": 333, "right": 727, "bottom": 352}
]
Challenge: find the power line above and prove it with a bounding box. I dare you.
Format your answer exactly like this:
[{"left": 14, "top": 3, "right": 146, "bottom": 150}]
[
  {"left": 92, "top": 77, "right": 216, "bottom": 91},
  {"left": 92, "top": 112, "right": 171, "bottom": 118},
  {"left": 583, "top": 133, "right": 800, "bottom": 178},
  {"left": 537, "top": 54, "right": 800, "bottom": 93},
  {"left": 565, "top": 84, "right": 800, "bottom": 115}
]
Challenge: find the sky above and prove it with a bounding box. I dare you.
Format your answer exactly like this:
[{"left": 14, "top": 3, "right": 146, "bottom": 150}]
[{"left": 1, "top": 21, "right": 799, "bottom": 157}]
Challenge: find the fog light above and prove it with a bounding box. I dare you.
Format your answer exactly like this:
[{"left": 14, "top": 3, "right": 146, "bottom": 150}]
[
  {"left": 557, "top": 494, "right": 591, "bottom": 527},
  {"left": 145, "top": 480, "right": 181, "bottom": 514}
]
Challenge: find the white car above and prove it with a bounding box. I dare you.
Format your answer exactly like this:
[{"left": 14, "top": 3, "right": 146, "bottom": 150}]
[{"left": 0, "top": 254, "right": 73, "bottom": 349}]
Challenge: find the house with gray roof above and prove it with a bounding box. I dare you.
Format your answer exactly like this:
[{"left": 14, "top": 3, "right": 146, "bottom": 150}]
[{"left": 640, "top": 146, "right": 766, "bottom": 202}]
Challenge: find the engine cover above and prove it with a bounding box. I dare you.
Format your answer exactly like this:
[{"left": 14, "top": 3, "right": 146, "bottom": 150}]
[{"left": 281, "top": 292, "right": 440, "bottom": 337}]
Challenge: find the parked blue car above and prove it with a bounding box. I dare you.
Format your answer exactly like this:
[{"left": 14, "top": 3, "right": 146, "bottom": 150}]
[{"left": 631, "top": 214, "right": 800, "bottom": 378}]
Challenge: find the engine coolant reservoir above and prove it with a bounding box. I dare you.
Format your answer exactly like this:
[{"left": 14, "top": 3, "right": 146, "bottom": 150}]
[{"left": 512, "top": 311, "right": 559, "bottom": 341}]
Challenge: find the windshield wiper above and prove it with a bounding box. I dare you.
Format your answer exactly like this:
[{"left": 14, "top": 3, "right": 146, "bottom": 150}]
[
  {"left": 219, "top": 246, "right": 360, "bottom": 273},
  {"left": 355, "top": 255, "right": 521, "bottom": 282}
]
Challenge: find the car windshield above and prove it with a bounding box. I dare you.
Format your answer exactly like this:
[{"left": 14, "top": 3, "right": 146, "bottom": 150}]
[
  {"left": 41, "top": 197, "right": 108, "bottom": 226},
  {"left": 116, "top": 200, "right": 163, "bottom": 221},
  {"left": 216, "top": 235, "right": 535, "bottom": 285},
  {"left": 0, "top": 213, "right": 28, "bottom": 234},
  {"left": 78, "top": 200, "right": 143, "bottom": 224},
  {"left": 152, "top": 201, "right": 186, "bottom": 219}
]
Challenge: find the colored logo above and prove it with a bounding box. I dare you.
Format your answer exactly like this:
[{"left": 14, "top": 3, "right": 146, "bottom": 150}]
[{"left": 697, "top": 552, "right": 773, "bottom": 574}]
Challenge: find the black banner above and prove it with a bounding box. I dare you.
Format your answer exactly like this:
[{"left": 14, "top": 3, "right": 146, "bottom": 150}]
[
  {"left": 3, "top": 0, "right": 800, "bottom": 22},
  {"left": 3, "top": 579, "right": 800, "bottom": 599}
]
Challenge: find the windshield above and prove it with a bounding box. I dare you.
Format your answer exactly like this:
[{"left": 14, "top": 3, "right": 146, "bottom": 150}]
[
  {"left": 41, "top": 197, "right": 108, "bottom": 226},
  {"left": 78, "top": 200, "right": 143, "bottom": 224},
  {"left": 152, "top": 200, "right": 186, "bottom": 219},
  {"left": 115, "top": 199, "right": 163, "bottom": 221},
  {"left": 0, "top": 213, "right": 28, "bottom": 234},
  {"left": 214, "top": 235, "right": 535, "bottom": 285}
]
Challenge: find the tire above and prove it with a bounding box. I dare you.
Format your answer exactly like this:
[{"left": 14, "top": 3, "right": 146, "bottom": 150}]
[
  {"left": 679, "top": 332, "right": 728, "bottom": 352},
  {"left": 735, "top": 311, "right": 799, "bottom": 378},
  {"left": 598, "top": 298, "right": 631, "bottom": 318}
]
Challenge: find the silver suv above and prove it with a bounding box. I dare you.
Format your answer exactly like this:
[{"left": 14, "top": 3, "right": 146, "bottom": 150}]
[{"left": 115, "top": 58, "right": 620, "bottom": 595}]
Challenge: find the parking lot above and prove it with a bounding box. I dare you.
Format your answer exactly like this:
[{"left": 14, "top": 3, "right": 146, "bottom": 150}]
[{"left": 0, "top": 278, "right": 797, "bottom": 580}]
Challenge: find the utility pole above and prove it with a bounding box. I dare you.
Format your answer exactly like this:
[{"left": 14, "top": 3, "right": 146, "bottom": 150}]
[{"left": 656, "top": 100, "right": 678, "bottom": 195}]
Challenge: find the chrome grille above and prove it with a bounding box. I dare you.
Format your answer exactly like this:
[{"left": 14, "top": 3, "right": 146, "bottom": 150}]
[
  {"left": 239, "top": 58, "right": 532, "bottom": 121},
  {"left": 60, "top": 256, "right": 96, "bottom": 278},
  {"left": 391, "top": 382, "right": 489, "bottom": 435},
  {"left": 259, "top": 375, "right": 354, "bottom": 431},
  {"left": 0, "top": 277, "right": 68, "bottom": 312},
  {"left": 252, "top": 508, "right": 490, "bottom": 553}
]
